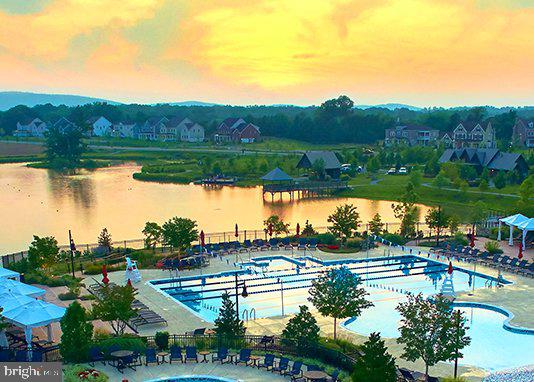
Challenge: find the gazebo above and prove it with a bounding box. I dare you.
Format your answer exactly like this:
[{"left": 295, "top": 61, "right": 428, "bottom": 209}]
[
  {"left": 517, "top": 218, "right": 534, "bottom": 249},
  {"left": 497, "top": 213, "right": 529, "bottom": 246},
  {"left": 261, "top": 167, "right": 293, "bottom": 184},
  {"left": 0, "top": 279, "right": 46, "bottom": 297}
]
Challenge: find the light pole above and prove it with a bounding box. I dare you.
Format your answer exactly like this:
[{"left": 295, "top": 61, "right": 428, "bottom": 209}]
[
  {"left": 234, "top": 274, "right": 248, "bottom": 320},
  {"left": 277, "top": 277, "right": 285, "bottom": 316}
]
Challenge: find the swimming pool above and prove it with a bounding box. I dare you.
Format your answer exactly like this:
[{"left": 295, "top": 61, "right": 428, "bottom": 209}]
[{"left": 145, "top": 376, "right": 237, "bottom": 382}]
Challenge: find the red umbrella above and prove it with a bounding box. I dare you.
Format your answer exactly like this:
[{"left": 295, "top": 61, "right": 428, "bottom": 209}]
[
  {"left": 200, "top": 230, "right": 205, "bottom": 247},
  {"left": 234, "top": 224, "right": 239, "bottom": 238},
  {"left": 447, "top": 261, "right": 453, "bottom": 275},
  {"left": 296, "top": 223, "right": 300, "bottom": 238},
  {"left": 127, "top": 279, "right": 132, "bottom": 287},
  {"left": 268, "top": 223, "right": 273, "bottom": 237},
  {"left": 102, "top": 264, "right": 109, "bottom": 285},
  {"left": 518, "top": 242, "right": 523, "bottom": 260},
  {"left": 469, "top": 232, "right": 475, "bottom": 248}
]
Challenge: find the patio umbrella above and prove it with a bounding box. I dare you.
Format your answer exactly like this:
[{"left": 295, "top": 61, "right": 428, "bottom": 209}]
[
  {"left": 268, "top": 223, "right": 273, "bottom": 237},
  {"left": 200, "top": 230, "right": 205, "bottom": 247},
  {"left": 102, "top": 264, "right": 109, "bottom": 285},
  {"left": 0, "top": 279, "right": 45, "bottom": 297},
  {"left": 235, "top": 224, "right": 239, "bottom": 238},
  {"left": 296, "top": 223, "right": 300, "bottom": 237},
  {"left": 447, "top": 262, "right": 453, "bottom": 275},
  {"left": 469, "top": 232, "right": 475, "bottom": 248},
  {"left": 518, "top": 242, "right": 523, "bottom": 260}
]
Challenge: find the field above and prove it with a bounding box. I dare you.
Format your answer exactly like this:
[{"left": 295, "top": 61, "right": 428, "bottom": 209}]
[{"left": 0, "top": 141, "right": 44, "bottom": 156}]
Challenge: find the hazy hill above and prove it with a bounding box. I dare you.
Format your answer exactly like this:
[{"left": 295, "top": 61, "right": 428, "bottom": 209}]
[{"left": 0, "top": 91, "right": 120, "bottom": 111}]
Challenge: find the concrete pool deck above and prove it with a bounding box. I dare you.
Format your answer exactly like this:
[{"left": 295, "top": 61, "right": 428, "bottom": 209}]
[{"left": 82, "top": 245, "right": 534, "bottom": 382}]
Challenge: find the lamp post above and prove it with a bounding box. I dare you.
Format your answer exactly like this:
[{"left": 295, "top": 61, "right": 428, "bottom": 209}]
[
  {"left": 234, "top": 274, "right": 248, "bottom": 320},
  {"left": 277, "top": 277, "right": 285, "bottom": 316}
]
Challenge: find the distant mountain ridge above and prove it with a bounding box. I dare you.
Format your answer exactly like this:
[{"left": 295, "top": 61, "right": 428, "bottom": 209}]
[
  {"left": 355, "top": 103, "right": 422, "bottom": 111},
  {"left": 0, "top": 91, "right": 121, "bottom": 111}
]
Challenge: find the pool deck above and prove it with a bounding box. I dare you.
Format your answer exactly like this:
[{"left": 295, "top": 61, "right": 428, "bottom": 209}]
[{"left": 82, "top": 245, "right": 534, "bottom": 382}]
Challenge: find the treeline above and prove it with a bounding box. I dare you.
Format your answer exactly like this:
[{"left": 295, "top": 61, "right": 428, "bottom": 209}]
[{"left": 1, "top": 95, "right": 532, "bottom": 144}]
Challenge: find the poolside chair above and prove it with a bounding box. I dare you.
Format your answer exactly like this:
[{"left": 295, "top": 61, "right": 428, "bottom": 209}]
[
  {"left": 30, "top": 350, "right": 43, "bottom": 362},
  {"left": 284, "top": 360, "right": 303, "bottom": 379},
  {"left": 514, "top": 260, "right": 529, "bottom": 273},
  {"left": 89, "top": 346, "right": 105, "bottom": 366},
  {"left": 15, "top": 350, "right": 28, "bottom": 362},
  {"left": 257, "top": 353, "right": 275, "bottom": 370},
  {"left": 306, "top": 364, "right": 324, "bottom": 372},
  {"left": 519, "top": 263, "right": 534, "bottom": 277},
  {"left": 504, "top": 258, "right": 519, "bottom": 271},
  {"left": 269, "top": 238, "right": 280, "bottom": 250},
  {"left": 235, "top": 348, "right": 251, "bottom": 365},
  {"left": 297, "top": 238, "right": 308, "bottom": 250},
  {"left": 169, "top": 345, "right": 183, "bottom": 363},
  {"left": 326, "top": 369, "right": 340, "bottom": 382},
  {"left": 119, "top": 353, "right": 137, "bottom": 372},
  {"left": 398, "top": 368, "right": 416, "bottom": 381},
  {"left": 0, "top": 349, "right": 11, "bottom": 362},
  {"left": 281, "top": 237, "right": 292, "bottom": 250},
  {"left": 145, "top": 348, "right": 157, "bottom": 366},
  {"left": 272, "top": 357, "right": 289, "bottom": 373},
  {"left": 184, "top": 346, "right": 198, "bottom": 363},
  {"left": 494, "top": 256, "right": 511, "bottom": 268},
  {"left": 212, "top": 347, "right": 229, "bottom": 364},
  {"left": 308, "top": 238, "right": 318, "bottom": 250}
]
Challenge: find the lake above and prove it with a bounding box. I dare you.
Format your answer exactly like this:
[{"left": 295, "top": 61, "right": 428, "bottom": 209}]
[{"left": 0, "top": 163, "right": 430, "bottom": 254}]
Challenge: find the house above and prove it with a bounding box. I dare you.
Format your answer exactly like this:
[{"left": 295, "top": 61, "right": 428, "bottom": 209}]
[
  {"left": 86, "top": 116, "right": 112, "bottom": 137},
  {"left": 139, "top": 117, "right": 168, "bottom": 140},
  {"left": 180, "top": 122, "right": 205, "bottom": 142},
  {"left": 13, "top": 117, "right": 48, "bottom": 137},
  {"left": 438, "top": 148, "right": 529, "bottom": 177},
  {"left": 445, "top": 121, "right": 496, "bottom": 149},
  {"left": 296, "top": 151, "right": 342, "bottom": 179},
  {"left": 110, "top": 121, "right": 137, "bottom": 139},
  {"left": 439, "top": 132, "right": 453, "bottom": 148},
  {"left": 512, "top": 118, "right": 534, "bottom": 148},
  {"left": 384, "top": 124, "right": 440, "bottom": 146},
  {"left": 214, "top": 118, "right": 261, "bottom": 143},
  {"left": 52, "top": 117, "right": 78, "bottom": 133}
]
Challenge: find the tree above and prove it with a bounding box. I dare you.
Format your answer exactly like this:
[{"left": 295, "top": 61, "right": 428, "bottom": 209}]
[
  {"left": 92, "top": 285, "right": 137, "bottom": 336},
  {"left": 459, "top": 165, "right": 477, "bottom": 181},
  {"left": 45, "top": 123, "right": 86, "bottom": 166},
  {"left": 143, "top": 222, "right": 162, "bottom": 251},
  {"left": 493, "top": 171, "right": 507, "bottom": 189},
  {"left": 352, "top": 332, "right": 397, "bottom": 382},
  {"left": 396, "top": 294, "right": 470, "bottom": 381},
  {"left": 392, "top": 182, "right": 420, "bottom": 238},
  {"left": 308, "top": 266, "right": 373, "bottom": 339},
  {"left": 425, "top": 207, "right": 450, "bottom": 246},
  {"left": 60, "top": 301, "right": 94, "bottom": 363},
  {"left": 311, "top": 158, "right": 326, "bottom": 180},
  {"left": 433, "top": 173, "right": 449, "bottom": 188},
  {"left": 162, "top": 217, "right": 198, "bottom": 253},
  {"left": 97, "top": 228, "right": 113, "bottom": 253},
  {"left": 214, "top": 293, "right": 245, "bottom": 338},
  {"left": 424, "top": 155, "right": 440, "bottom": 177},
  {"left": 366, "top": 156, "right": 381, "bottom": 173},
  {"left": 409, "top": 170, "right": 423, "bottom": 188},
  {"left": 478, "top": 179, "right": 489, "bottom": 192},
  {"left": 318, "top": 95, "right": 354, "bottom": 119},
  {"left": 327, "top": 204, "right": 361, "bottom": 244},
  {"left": 518, "top": 175, "right": 533, "bottom": 205},
  {"left": 368, "top": 213, "right": 385, "bottom": 236},
  {"left": 263, "top": 215, "right": 290, "bottom": 236},
  {"left": 281, "top": 305, "right": 320, "bottom": 349},
  {"left": 28, "top": 235, "right": 59, "bottom": 272},
  {"left": 469, "top": 201, "right": 487, "bottom": 232},
  {"left": 301, "top": 220, "right": 318, "bottom": 236}
]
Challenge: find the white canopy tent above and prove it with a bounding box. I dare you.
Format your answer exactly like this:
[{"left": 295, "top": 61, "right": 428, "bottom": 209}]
[
  {"left": 497, "top": 214, "right": 529, "bottom": 246},
  {"left": 0, "top": 291, "right": 36, "bottom": 348},
  {"left": 0, "top": 278, "right": 46, "bottom": 297},
  {"left": 517, "top": 218, "right": 534, "bottom": 249},
  {"left": 0, "top": 267, "right": 20, "bottom": 281},
  {"left": 1, "top": 299, "right": 66, "bottom": 349}
]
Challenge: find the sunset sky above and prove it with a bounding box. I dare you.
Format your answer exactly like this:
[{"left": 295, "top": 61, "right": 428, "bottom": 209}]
[{"left": 1, "top": 0, "right": 533, "bottom": 106}]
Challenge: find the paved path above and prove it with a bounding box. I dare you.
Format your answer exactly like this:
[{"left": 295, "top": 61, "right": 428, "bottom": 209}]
[{"left": 421, "top": 182, "right": 521, "bottom": 198}]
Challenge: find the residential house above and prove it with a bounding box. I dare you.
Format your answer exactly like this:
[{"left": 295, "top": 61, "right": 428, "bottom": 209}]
[
  {"left": 180, "top": 122, "right": 205, "bottom": 142},
  {"left": 438, "top": 148, "right": 529, "bottom": 177},
  {"left": 446, "top": 121, "right": 496, "bottom": 149},
  {"left": 139, "top": 117, "right": 168, "bottom": 140},
  {"left": 439, "top": 131, "right": 453, "bottom": 148},
  {"left": 296, "top": 151, "right": 342, "bottom": 179},
  {"left": 52, "top": 117, "right": 78, "bottom": 133},
  {"left": 384, "top": 124, "right": 440, "bottom": 146},
  {"left": 13, "top": 117, "right": 48, "bottom": 137},
  {"left": 214, "top": 118, "right": 261, "bottom": 143},
  {"left": 110, "top": 121, "right": 137, "bottom": 139},
  {"left": 86, "top": 116, "right": 112, "bottom": 137},
  {"left": 512, "top": 118, "right": 534, "bottom": 148}
]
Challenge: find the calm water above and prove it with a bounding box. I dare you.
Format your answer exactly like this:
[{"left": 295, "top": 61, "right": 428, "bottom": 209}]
[{"left": 0, "top": 163, "right": 430, "bottom": 253}]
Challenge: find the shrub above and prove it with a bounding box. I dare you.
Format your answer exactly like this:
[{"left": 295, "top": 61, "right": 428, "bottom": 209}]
[
  {"left": 64, "top": 365, "right": 108, "bottom": 382},
  {"left": 381, "top": 233, "right": 407, "bottom": 245},
  {"left": 155, "top": 331, "right": 170, "bottom": 351},
  {"left": 94, "top": 335, "right": 147, "bottom": 355},
  {"left": 6, "top": 258, "right": 30, "bottom": 274},
  {"left": 129, "top": 251, "right": 158, "bottom": 268},
  {"left": 451, "top": 232, "right": 468, "bottom": 246},
  {"left": 346, "top": 238, "right": 364, "bottom": 250},
  {"left": 58, "top": 292, "right": 78, "bottom": 301},
  {"left": 315, "top": 233, "right": 337, "bottom": 245},
  {"left": 340, "top": 174, "right": 351, "bottom": 181},
  {"left": 440, "top": 378, "right": 467, "bottom": 382},
  {"left": 83, "top": 263, "right": 122, "bottom": 275},
  {"left": 60, "top": 302, "right": 93, "bottom": 363},
  {"left": 484, "top": 240, "right": 503, "bottom": 255},
  {"left": 23, "top": 270, "right": 80, "bottom": 287}
]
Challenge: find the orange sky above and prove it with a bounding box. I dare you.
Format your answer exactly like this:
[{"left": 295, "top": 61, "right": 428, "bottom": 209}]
[{"left": 1, "top": 0, "right": 533, "bottom": 106}]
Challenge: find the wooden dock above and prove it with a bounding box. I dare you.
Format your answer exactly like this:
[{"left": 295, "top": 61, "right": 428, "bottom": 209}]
[{"left": 262, "top": 180, "right": 349, "bottom": 201}]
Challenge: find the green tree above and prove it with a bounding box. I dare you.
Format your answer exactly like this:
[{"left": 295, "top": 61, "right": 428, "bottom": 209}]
[
  {"left": 142, "top": 222, "right": 162, "bottom": 251},
  {"left": 281, "top": 305, "right": 320, "bottom": 349},
  {"left": 28, "top": 235, "right": 59, "bottom": 272},
  {"left": 518, "top": 175, "right": 533, "bottom": 205},
  {"left": 60, "top": 301, "right": 94, "bottom": 363},
  {"left": 425, "top": 207, "right": 450, "bottom": 247},
  {"left": 478, "top": 179, "right": 489, "bottom": 192},
  {"left": 459, "top": 165, "right": 477, "bottom": 181},
  {"left": 424, "top": 155, "right": 440, "bottom": 177},
  {"left": 493, "top": 171, "right": 507, "bottom": 189},
  {"left": 263, "top": 215, "right": 290, "bottom": 236},
  {"left": 396, "top": 294, "right": 470, "bottom": 381},
  {"left": 162, "top": 217, "right": 198, "bottom": 253},
  {"left": 433, "top": 173, "right": 449, "bottom": 188},
  {"left": 327, "top": 204, "right": 361, "bottom": 244},
  {"left": 311, "top": 158, "right": 326, "bottom": 180},
  {"left": 301, "top": 220, "right": 318, "bottom": 236},
  {"left": 214, "top": 293, "right": 245, "bottom": 338},
  {"left": 368, "top": 213, "right": 385, "bottom": 236},
  {"left": 97, "top": 228, "right": 113, "bottom": 253},
  {"left": 409, "top": 170, "right": 423, "bottom": 188},
  {"left": 366, "top": 156, "right": 381, "bottom": 173},
  {"left": 45, "top": 123, "right": 86, "bottom": 167},
  {"left": 92, "top": 285, "right": 137, "bottom": 336},
  {"left": 318, "top": 95, "right": 354, "bottom": 119},
  {"left": 352, "top": 332, "right": 397, "bottom": 382},
  {"left": 308, "top": 266, "right": 373, "bottom": 339},
  {"left": 469, "top": 201, "right": 487, "bottom": 232}
]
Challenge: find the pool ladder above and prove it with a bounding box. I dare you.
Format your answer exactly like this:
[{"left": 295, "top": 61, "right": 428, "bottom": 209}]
[{"left": 242, "top": 308, "right": 256, "bottom": 322}]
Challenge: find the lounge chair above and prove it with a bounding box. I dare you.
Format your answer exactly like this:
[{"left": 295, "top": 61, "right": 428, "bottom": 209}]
[
  {"left": 184, "top": 346, "right": 198, "bottom": 363},
  {"left": 281, "top": 237, "right": 292, "bottom": 250},
  {"left": 269, "top": 238, "right": 280, "bottom": 250},
  {"left": 145, "top": 348, "right": 157, "bottom": 366},
  {"left": 257, "top": 354, "right": 275, "bottom": 370},
  {"left": 308, "top": 238, "right": 318, "bottom": 250},
  {"left": 30, "top": 350, "right": 43, "bottom": 362},
  {"left": 398, "top": 368, "right": 416, "bottom": 381},
  {"left": 306, "top": 364, "right": 323, "bottom": 371},
  {"left": 519, "top": 263, "right": 534, "bottom": 277},
  {"left": 119, "top": 353, "right": 137, "bottom": 372},
  {"left": 235, "top": 349, "right": 251, "bottom": 365},
  {"left": 212, "top": 347, "right": 229, "bottom": 364},
  {"left": 297, "top": 238, "right": 307, "bottom": 250},
  {"left": 284, "top": 360, "right": 303, "bottom": 379},
  {"left": 15, "top": 350, "right": 27, "bottom": 362},
  {"left": 272, "top": 357, "right": 289, "bottom": 373},
  {"left": 89, "top": 346, "right": 105, "bottom": 366},
  {"left": 504, "top": 258, "right": 519, "bottom": 270},
  {"left": 327, "top": 369, "right": 340, "bottom": 382},
  {"left": 186, "top": 328, "right": 206, "bottom": 336},
  {"left": 169, "top": 345, "right": 183, "bottom": 363}
]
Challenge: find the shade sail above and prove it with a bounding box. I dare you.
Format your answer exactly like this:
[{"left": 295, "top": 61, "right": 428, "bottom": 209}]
[
  {"left": 517, "top": 218, "right": 534, "bottom": 231},
  {"left": 2, "top": 299, "right": 66, "bottom": 328},
  {"left": 0, "top": 267, "right": 20, "bottom": 281},
  {"left": 261, "top": 167, "right": 293, "bottom": 181},
  {"left": 500, "top": 214, "right": 529, "bottom": 226},
  {"left": 0, "top": 291, "right": 36, "bottom": 314},
  {"left": 0, "top": 279, "right": 46, "bottom": 297}
]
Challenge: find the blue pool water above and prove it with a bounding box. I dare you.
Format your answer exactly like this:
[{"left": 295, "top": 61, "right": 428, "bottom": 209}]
[
  {"left": 146, "top": 376, "right": 236, "bottom": 382},
  {"left": 149, "top": 255, "right": 533, "bottom": 370}
]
